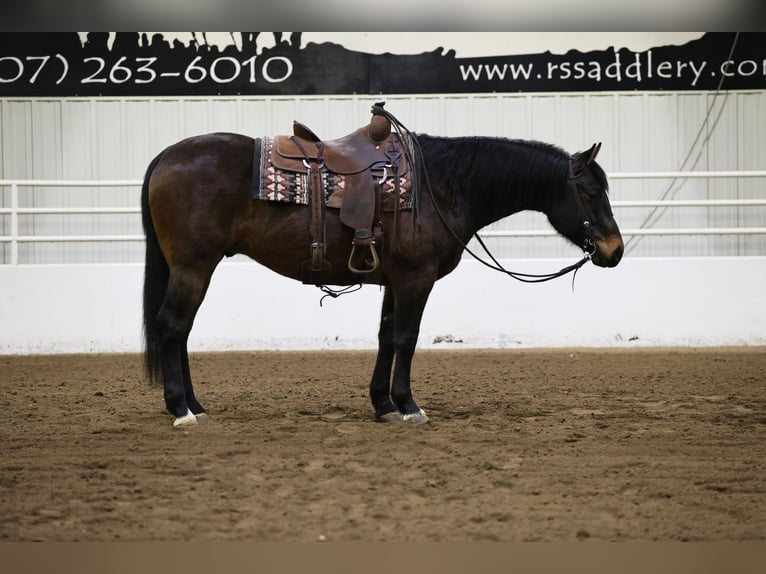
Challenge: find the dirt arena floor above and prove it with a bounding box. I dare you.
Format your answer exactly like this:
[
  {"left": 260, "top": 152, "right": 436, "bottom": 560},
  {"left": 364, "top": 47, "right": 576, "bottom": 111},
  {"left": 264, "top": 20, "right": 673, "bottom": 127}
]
[{"left": 1, "top": 347, "right": 764, "bottom": 542}]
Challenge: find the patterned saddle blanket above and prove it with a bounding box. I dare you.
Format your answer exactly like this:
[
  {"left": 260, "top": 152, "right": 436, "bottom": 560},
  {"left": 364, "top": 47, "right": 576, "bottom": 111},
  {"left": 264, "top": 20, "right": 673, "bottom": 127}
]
[{"left": 253, "top": 136, "right": 414, "bottom": 211}]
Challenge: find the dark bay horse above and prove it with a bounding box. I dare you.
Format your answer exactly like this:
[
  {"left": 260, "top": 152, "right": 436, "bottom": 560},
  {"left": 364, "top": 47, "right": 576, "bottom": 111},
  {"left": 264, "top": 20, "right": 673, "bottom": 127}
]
[{"left": 141, "top": 115, "right": 623, "bottom": 428}]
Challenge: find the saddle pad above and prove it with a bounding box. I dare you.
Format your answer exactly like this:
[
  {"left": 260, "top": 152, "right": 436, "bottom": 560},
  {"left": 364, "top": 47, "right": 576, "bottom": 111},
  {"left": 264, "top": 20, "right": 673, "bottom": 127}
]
[{"left": 254, "top": 137, "right": 414, "bottom": 209}]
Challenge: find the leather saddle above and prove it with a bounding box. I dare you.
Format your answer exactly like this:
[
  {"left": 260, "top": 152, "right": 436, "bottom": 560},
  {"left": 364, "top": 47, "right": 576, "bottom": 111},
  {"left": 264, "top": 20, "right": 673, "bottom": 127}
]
[
  {"left": 273, "top": 113, "right": 400, "bottom": 176},
  {"left": 268, "top": 103, "right": 409, "bottom": 283}
]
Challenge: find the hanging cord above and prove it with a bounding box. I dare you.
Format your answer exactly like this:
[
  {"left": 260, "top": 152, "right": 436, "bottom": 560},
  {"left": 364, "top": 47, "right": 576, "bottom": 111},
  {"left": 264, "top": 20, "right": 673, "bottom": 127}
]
[
  {"left": 624, "top": 32, "right": 740, "bottom": 256},
  {"left": 317, "top": 283, "right": 364, "bottom": 307},
  {"left": 370, "top": 103, "right": 595, "bottom": 288}
]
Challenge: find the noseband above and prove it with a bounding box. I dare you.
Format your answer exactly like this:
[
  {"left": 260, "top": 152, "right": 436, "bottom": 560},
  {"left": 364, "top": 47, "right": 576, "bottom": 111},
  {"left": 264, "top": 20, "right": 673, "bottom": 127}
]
[{"left": 568, "top": 159, "right": 598, "bottom": 257}]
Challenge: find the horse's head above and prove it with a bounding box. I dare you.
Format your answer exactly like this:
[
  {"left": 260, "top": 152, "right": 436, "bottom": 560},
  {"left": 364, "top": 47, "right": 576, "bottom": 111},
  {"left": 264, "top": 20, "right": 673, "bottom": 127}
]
[{"left": 547, "top": 143, "right": 623, "bottom": 268}]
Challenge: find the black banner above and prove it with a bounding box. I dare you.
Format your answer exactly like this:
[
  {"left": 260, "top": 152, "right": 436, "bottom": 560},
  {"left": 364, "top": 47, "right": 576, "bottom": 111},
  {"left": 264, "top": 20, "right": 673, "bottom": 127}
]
[{"left": 0, "top": 32, "right": 763, "bottom": 97}]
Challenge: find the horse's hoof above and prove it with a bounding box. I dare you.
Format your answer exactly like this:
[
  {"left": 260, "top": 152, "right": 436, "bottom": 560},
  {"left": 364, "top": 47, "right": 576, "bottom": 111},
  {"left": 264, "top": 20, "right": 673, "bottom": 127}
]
[
  {"left": 194, "top": 412, "right": 209, "bottom": 423},
  {"left": 376, "top": 411, "right": 404, "bottom": 423},
  {"left": 402, "top": 409, "right": 429, "bottom": 424},
  {"left": 173, "top": 410, "right": 199, "bottom": 428}
]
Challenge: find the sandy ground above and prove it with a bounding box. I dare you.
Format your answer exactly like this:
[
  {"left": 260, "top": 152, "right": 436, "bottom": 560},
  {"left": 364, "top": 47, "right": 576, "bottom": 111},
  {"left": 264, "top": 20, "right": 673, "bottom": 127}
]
[{"left": 1, "top": 347, "right": 764, "bottom": 541}]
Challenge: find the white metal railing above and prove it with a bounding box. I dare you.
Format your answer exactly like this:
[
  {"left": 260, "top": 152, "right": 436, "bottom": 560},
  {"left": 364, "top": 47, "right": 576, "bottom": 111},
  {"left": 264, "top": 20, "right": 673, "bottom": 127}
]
[
  {"left": 0, "top": 180, "right": 144, "bottom": 265},
  {"left": 1, "top": 172, "right": 765, "bottom": 265}
]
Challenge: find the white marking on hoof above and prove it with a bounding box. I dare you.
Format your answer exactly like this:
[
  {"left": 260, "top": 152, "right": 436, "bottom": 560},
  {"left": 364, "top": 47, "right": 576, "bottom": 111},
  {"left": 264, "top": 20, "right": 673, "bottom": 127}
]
[
  {"left": 173, "top": 409, "right": 199, "bottom": 428},
  {"left": 402, "top": 408, "right": 428, "bottom": 423},
  {"left": 194, "top": 412, "right": 209, "bottom": 423}
]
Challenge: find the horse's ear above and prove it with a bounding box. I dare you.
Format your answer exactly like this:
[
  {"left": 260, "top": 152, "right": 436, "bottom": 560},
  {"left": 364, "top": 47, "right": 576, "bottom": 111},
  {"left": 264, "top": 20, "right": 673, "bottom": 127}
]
[
  {"left": 586, "top": 142, "right": 602, "bottom": 165},
  {"left": 571, "top": 143, "right": 601, "bottom": 177}
]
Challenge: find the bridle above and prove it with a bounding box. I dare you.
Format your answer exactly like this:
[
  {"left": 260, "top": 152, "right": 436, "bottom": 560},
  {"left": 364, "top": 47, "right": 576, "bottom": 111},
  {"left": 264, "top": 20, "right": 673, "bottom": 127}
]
[{"left": 566, "top": 157, "right": 599, "bottom": 257}]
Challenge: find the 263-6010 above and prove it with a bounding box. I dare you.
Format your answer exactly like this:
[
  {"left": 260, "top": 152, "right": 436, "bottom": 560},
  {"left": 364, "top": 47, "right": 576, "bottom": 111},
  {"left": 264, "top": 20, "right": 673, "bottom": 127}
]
[{"left": 0, "top": 54, "right": 293, "bottom": 87}]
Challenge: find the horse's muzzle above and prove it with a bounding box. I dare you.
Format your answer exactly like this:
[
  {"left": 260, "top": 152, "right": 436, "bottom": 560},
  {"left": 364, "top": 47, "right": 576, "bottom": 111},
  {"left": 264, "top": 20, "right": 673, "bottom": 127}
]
[{"left": 592, "top": 234, "right": 624, "bottom": 268}]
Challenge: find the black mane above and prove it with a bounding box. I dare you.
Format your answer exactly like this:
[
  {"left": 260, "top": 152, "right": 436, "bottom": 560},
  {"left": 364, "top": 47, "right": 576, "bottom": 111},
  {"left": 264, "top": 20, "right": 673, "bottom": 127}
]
[{"left": 413, "top": 134, "right": 572, "bottom": 214}]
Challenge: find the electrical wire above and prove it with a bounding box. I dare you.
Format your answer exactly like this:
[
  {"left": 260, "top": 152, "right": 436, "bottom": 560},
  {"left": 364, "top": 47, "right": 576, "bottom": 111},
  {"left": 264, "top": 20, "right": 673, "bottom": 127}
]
[{"left": 624, "top": 32, "right": 741, "bottom": 255}]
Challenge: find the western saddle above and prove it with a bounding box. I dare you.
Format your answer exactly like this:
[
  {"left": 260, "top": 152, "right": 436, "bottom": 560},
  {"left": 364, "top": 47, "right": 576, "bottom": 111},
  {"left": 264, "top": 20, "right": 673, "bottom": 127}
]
[{"left": 269, "top": 102, "right": 408, "bottom": 284}]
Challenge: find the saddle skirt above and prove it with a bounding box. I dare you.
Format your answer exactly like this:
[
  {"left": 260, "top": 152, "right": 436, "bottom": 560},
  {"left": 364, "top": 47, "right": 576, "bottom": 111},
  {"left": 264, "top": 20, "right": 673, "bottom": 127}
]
[{"left": 255, "top": 136, "right": 414, "bottom": 211}]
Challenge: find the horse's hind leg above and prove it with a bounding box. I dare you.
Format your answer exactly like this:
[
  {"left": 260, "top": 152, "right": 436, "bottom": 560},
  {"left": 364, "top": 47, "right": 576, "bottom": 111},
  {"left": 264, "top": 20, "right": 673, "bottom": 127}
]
[
  {"left": 181, "top": 345, "right": 207, "bottom": 421},
  {"left": 156, "top": 264, "right": 215, "bottom": 426},
  {"left": 370, "top": 287, "right": 402, "bottom": 421}
]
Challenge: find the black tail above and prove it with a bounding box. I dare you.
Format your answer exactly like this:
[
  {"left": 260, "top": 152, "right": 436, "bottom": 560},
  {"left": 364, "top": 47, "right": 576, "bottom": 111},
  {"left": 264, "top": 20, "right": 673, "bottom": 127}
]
[{"left": 141, "top": 151, "right": 169, "bottom": 386}]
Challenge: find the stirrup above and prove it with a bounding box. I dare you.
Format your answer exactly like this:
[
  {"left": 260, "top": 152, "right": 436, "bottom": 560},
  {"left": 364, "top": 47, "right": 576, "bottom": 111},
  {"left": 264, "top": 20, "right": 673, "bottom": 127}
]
[{"left": 348, "top": 231, "right": 380, "bottom": 274}]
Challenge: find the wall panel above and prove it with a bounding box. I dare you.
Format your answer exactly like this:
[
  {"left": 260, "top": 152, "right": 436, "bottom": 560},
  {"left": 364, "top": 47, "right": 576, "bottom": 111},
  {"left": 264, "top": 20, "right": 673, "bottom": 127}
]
[
  {"left": 739, "top": 92, "right": 766, "bottom": 255},
  {"left": 123, "top": 100, "right": 155, "bottom": 174}
]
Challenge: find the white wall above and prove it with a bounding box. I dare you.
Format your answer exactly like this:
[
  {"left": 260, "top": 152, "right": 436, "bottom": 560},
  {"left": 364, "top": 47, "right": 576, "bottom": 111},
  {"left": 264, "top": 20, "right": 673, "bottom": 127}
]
[{"left": 1, "top": 257, "right": 763, "bottom": 355}]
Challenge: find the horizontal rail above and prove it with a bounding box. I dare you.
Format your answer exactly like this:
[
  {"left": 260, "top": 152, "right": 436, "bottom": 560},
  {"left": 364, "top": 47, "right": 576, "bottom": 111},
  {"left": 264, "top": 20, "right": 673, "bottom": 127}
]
[
  {"left": 0, "top": 207, "right": 140, "bottom": 215},
  {"left": 4, "top": 228, "right": 764, "bottom": 244},
  {"left": 0, "top": 235, "right": 145, "bottom": 243},
  {"left": 3, "top": 200, "right": 765, "bottom": 215},
  {"left": 621, "top": 228, "right": 766, "bottom": 236},
  {"left": 609, "top": 170, "right": 766, "bottom": 179},
  {"left": 477, "top": 228, "right": 766, "bottom": 238},
  {"left": 2, "top": 171, "right": 765, "bottom": 188},
  {"left": 0, "top": 179, "right": 141, "bottom": 186},
  {"left": 611, "top": 199, "right": 766, "bottom": 208},
  {"left": 0, "top": 207, "right": 141, "bottom": 215}
]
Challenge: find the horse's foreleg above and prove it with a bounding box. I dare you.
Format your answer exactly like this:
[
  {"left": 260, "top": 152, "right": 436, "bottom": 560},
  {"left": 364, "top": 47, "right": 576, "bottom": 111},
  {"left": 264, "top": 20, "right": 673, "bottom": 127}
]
[
  {"left": 156, "top": 268, "right": 212, "bottom": 427},
  {"left": 388, "top": 281, "right": 433, "bottom": 424},
  {"left": 370, "top": 287, "right": 401, "bottom": 421}
]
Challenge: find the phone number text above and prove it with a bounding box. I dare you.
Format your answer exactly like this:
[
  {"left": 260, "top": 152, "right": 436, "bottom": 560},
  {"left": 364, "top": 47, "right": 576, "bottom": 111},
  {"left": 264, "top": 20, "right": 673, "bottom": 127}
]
[{"left": 0, "top": 54, "right": 294, "bottom": 85}]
